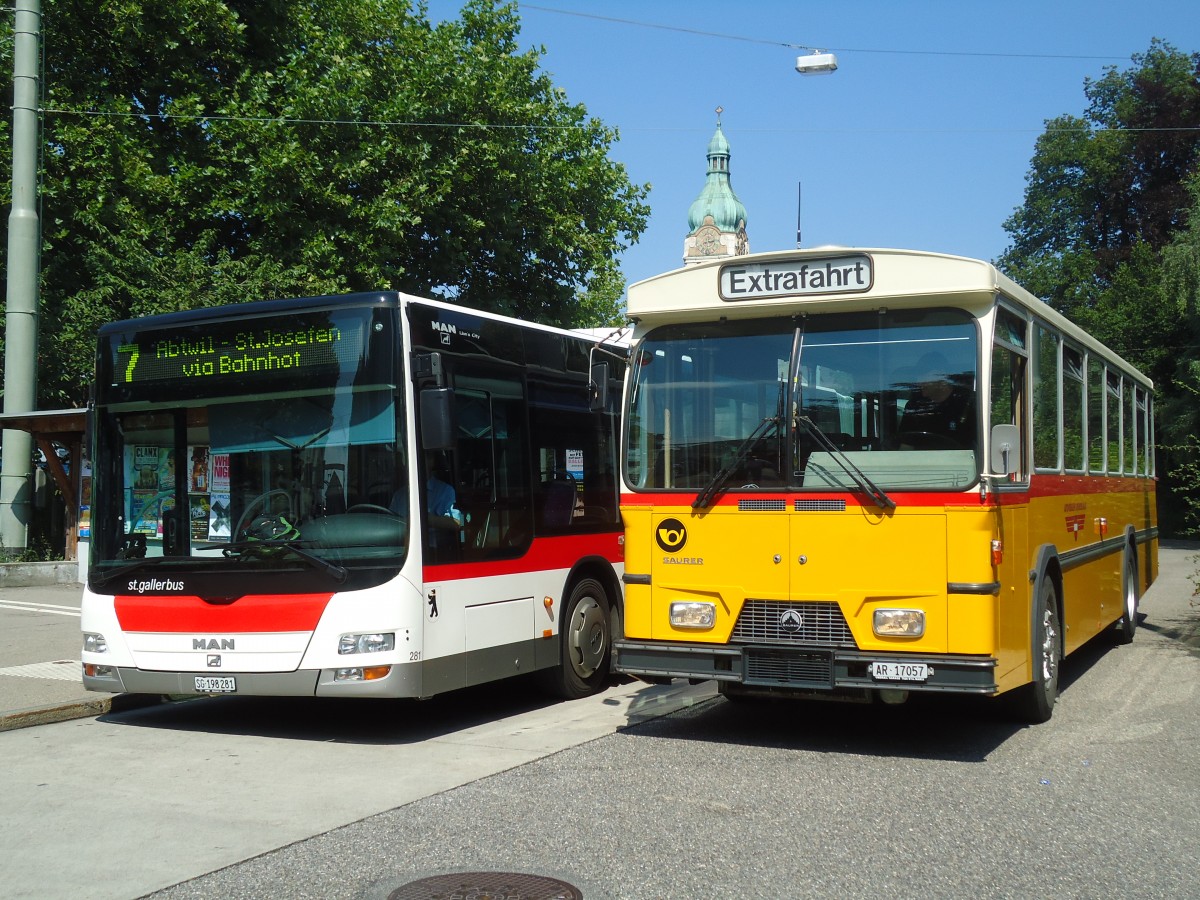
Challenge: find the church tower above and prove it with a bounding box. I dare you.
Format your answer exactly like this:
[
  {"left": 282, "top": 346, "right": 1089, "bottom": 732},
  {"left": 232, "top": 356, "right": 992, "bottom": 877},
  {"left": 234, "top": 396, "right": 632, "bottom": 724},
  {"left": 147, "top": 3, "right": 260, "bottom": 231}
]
[{"left": 683, "top": 108, "right": 749, "bottom": 265}]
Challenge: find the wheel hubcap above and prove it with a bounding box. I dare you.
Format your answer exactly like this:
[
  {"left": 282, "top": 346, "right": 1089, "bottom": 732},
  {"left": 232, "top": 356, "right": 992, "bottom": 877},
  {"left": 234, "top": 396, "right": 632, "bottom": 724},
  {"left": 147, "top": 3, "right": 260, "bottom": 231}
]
[
  {"left": 568, "top": 595, "right": 606, "bottom": 678},
  {"left": 1041, "top": 607, "right": 1058, "bottom": 683}
]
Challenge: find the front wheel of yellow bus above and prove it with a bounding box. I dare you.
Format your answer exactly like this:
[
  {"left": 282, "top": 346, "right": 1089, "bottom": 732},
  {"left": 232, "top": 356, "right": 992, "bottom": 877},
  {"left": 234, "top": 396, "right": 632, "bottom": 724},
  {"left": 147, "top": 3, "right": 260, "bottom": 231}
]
[{"left": 1012, "top": 578, "right": 1062, "bottom": 724}]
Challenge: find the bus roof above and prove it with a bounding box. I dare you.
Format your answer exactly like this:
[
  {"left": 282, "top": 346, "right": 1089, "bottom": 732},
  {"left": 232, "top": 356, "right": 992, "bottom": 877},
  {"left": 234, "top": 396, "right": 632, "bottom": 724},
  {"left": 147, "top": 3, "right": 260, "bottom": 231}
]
[{"left": 626, "top": 247, "right": 1151, "bottom": 388}]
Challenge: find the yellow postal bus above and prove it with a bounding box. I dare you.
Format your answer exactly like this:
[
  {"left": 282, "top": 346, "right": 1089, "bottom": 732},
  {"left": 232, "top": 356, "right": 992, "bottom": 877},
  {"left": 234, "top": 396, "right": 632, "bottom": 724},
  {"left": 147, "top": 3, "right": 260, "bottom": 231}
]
[{"left": 614, "top": 248, "right": 1157, "bottom": 722}]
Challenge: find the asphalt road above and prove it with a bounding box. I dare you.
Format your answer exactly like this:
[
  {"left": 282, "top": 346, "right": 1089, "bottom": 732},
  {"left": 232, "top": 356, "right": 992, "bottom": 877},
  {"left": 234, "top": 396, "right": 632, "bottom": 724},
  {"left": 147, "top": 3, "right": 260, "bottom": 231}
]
[{"left": 2, "top": 545, "right": 1198, "bottom": 900}]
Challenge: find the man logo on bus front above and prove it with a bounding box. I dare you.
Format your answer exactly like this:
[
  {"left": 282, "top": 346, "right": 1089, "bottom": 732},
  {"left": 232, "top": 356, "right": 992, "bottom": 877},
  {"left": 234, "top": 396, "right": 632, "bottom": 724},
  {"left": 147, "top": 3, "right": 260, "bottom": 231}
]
[{"left": 656, "top": 518, "right": 687, "bottom": 552}]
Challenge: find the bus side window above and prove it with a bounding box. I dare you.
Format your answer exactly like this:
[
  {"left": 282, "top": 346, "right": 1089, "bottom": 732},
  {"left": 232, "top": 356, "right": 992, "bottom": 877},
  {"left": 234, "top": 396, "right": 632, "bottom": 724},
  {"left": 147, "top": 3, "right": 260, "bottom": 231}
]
[{"left": 990, "top": 343, "right": 1027, "bottom": 480}]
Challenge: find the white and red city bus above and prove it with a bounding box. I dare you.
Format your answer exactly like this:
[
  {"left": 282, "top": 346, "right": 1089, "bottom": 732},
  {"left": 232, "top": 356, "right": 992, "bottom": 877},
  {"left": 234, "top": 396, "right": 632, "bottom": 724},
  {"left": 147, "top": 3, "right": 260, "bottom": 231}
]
[{"left": 82, "top": 292, "right": 627, "bottom": 699}]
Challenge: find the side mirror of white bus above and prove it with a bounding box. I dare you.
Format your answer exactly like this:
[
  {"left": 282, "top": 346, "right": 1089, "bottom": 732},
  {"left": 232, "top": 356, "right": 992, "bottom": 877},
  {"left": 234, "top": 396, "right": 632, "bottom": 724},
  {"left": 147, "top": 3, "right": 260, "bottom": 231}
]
[
  {"left": 420, "top": 387, "right": 457, "bottom": 451},
  {"left": 989, "top": 423, "right": 1019, "bottom": 476}
]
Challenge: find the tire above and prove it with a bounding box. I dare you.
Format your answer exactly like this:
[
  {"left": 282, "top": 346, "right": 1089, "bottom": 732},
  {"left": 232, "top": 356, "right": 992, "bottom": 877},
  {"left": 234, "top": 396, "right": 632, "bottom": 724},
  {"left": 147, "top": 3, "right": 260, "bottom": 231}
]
[
  {"left": 546, "top": 577, "right": 612, "bottom": 700},
  {"left": 1112, "top": 544, "right": 1139, "bottom": 645},
  {"left": 1011, "top": 576, "right": 1061, "bottom": 724}
]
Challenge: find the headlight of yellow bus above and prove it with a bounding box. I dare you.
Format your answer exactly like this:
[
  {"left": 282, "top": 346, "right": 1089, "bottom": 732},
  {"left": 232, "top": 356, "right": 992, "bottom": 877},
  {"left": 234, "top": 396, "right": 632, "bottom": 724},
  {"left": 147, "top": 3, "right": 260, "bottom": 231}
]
[
  {"left": 670, "top": 601, "right": 715, "bottom": 630},
  {"left": 873, "top": 609, "right": 925, "bottom": 638}
]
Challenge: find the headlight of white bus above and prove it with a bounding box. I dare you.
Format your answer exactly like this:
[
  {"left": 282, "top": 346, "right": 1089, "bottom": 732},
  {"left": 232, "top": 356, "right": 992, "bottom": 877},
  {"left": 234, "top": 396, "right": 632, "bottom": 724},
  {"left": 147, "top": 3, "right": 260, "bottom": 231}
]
[{"left": 338, "top": 632, "right": 395, "bottom": 655}]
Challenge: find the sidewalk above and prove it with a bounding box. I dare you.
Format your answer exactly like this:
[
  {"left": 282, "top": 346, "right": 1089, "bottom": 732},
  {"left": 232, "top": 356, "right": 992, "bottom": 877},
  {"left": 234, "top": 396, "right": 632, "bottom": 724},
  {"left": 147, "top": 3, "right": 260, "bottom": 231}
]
[{"left": 0, "top": 582, "right": 160, "bottom": 732}]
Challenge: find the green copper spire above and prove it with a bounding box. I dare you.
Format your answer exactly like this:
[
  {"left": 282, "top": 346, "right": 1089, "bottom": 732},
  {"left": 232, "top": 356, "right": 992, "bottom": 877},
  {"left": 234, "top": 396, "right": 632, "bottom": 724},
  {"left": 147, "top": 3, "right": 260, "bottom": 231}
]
[{"left": 687, "top": 110, "right": 748, "bottom": 234}]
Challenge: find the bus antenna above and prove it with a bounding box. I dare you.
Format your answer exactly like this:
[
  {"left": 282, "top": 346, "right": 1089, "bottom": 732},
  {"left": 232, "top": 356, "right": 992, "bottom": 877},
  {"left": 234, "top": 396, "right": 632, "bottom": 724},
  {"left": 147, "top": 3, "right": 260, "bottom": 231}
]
[{"left": 796, "top": 181, "right": 802, "bottom": 249}]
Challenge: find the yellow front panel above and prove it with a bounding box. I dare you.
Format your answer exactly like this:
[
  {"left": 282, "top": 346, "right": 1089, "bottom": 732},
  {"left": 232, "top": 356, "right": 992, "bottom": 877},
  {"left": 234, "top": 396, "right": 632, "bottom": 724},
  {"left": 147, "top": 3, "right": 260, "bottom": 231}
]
[
  {"left": 623, "top": 499, "right": 1012, "bottom": 656},
  {"left": 791, "top": 508, "right": 948, "bottom": 652},
  {"left": 648, "top": 505, "right": 788, "bottom": 642}
]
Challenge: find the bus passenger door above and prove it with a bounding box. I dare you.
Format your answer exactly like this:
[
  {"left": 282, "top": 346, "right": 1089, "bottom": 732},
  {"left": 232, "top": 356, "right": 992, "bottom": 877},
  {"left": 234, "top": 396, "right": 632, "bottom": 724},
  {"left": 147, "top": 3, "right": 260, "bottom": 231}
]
[{"left": 419, "top": 368, "right": 536, "bottom": 692}]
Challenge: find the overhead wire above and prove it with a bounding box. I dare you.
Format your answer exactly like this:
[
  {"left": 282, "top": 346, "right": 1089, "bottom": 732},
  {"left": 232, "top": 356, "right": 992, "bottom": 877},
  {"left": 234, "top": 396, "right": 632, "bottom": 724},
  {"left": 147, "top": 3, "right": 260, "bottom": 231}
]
[{"left": 517, "top": 3, "right": 1134, "bottom": 62}]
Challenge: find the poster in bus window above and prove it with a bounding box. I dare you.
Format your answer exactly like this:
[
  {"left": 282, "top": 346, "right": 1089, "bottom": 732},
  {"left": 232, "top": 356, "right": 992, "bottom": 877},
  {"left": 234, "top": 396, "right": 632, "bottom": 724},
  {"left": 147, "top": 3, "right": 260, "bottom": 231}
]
[
  {"left": 189, "top": 446, "right": 210, "bottom": 492},
  {"left": 130, "top": 491, "right": 158, "bottom": 534},
  {"left": 157, "top": 449, "right": 177, "bottom": 491},
  {"left": 209, "top": 453, "right": 231, "bottom": 493},
  {"left": 566, "top": 448, "right": 584, "bottom": 488},
  {"left": 132, "top": 446, "right": 161, "bottom": 490},
  {"left": 208, "top": 493, "right": 231, "bottom": 541},
  {"left": 78, "top": 460, "right": 92, "bottom": 540},
  {"left": 189, "top": 494, "right": 211, "bottom": 541}
]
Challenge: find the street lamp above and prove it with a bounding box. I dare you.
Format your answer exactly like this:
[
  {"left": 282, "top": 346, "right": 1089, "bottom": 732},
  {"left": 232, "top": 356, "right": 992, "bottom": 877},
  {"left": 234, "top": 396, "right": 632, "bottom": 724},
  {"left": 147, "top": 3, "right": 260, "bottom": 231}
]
[
  {"left": 795, "top": 50, "right": 838, "bottom": 75},
  {"left": 793, "top": 50, "right": 837, "bottom": 248}
]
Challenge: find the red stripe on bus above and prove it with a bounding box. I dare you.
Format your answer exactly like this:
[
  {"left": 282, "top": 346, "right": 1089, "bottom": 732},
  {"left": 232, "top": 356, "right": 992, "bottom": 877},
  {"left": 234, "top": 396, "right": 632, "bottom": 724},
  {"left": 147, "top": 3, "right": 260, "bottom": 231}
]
[
  {"left": 1025, "top": 474, "right": 1155, "bottom": 498},
  {"left": 620, "top": 476, "right": 1154, "bottom": 509},
  {"left": 424, "top": 531, "right": 624, "bottom": 581},
  {"left": 619, "top": 491, "right": 963, "bottom": 509},
  {"left": 115, "top": 593, "right": 333, "bottom": 633}
]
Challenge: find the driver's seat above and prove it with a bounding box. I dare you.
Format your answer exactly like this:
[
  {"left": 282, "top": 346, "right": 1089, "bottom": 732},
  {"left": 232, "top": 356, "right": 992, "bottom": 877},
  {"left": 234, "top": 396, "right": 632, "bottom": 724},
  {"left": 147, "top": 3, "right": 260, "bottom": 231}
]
[{"left": 541, "top": 479, "right": 576, "bottom": 528}]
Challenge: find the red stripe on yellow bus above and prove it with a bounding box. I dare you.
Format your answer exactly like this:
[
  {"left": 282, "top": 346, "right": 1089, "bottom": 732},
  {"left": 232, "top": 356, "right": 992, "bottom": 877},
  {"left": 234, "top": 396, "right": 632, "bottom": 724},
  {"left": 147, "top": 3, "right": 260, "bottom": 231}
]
[
  {"left": 115, "top": 593, "right": 332, "bottom": 633},
  {"left": 1026, "top": 475, "right": 1155, "bottom": 498},
  {"left": 620, "top": 491, "right": 969, "bottom": 509}
]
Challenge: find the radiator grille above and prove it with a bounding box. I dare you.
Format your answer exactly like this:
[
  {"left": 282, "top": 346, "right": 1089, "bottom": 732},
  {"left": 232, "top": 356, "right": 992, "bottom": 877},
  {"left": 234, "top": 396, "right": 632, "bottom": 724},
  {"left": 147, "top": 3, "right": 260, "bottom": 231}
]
[
  {"left": 738, "top": 499, "right": 786, "bottom": 511},
  {"left": 794, "top": 499, "right": 846, "bottom": 511},
  {"left": 731, "top": 600, "right": 856, "bottom": 647},
  {"left": 746, "top": 648, "right": 833, "bottom": 686}
]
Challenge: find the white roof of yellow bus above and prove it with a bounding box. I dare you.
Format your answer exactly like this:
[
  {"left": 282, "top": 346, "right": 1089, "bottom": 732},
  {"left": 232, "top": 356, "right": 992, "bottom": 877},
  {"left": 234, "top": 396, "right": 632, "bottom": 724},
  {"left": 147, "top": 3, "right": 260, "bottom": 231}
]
[{"left": 624, "top": 247, "right": 1151, "bottom": 388}]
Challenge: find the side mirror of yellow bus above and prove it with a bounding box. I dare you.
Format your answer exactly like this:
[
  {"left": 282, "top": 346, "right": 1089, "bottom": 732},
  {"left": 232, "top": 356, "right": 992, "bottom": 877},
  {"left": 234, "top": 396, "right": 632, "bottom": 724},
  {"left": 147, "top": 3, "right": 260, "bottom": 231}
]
[{"left": 989, "top": 423, "right": 1019, "bottom": 476}]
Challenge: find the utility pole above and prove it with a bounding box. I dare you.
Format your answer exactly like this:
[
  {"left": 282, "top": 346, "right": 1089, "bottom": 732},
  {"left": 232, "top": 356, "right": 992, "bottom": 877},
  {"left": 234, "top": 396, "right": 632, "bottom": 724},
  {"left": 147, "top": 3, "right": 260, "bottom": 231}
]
[{"left": 1, "top": 0, "right": 42, "bottom": 556}]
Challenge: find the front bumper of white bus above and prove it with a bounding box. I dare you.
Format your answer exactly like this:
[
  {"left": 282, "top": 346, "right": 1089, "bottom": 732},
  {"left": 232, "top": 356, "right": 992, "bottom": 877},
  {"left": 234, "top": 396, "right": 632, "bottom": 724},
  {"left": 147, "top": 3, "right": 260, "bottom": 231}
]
[{"left": 82, "top": 662, "right": 422, "bottom": 698}]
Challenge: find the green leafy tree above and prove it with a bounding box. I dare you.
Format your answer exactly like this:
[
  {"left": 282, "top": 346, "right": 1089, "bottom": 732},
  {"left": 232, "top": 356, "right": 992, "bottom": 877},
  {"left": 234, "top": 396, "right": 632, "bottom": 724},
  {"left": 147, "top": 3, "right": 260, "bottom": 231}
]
[
  {"left": 2, "top": 0, "right": 649, "bottom": 407},
  {"left": 999, "top": 41, "right": 1200, "bottom": 381},
  {"left": 998, "top": 41, "right": 1200, "bottom": 535},
  {"left": 1159, "top": 172, "right": 1200, "bottom": 536}
]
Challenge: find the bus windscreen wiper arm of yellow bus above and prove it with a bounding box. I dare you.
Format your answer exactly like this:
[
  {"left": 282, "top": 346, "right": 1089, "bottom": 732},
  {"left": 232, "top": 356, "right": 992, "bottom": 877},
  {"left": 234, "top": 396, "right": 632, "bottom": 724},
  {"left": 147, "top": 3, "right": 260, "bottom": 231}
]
[
  {"left": 795, "top": 415, "right": 896, "bottom": 511},
  {"left": 692, "top": 414, "right": 781, "bottom": 510}
]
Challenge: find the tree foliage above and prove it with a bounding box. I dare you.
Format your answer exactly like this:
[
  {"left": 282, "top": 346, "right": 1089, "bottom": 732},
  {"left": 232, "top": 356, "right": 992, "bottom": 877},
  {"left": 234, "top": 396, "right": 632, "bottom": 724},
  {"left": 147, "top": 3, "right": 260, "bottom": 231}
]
[
  {"left": 2, "top": 0, "right": 649, "bottom": 407},
  {"left": 998, "top": 41, "right": 1200, "bottom": 535}
]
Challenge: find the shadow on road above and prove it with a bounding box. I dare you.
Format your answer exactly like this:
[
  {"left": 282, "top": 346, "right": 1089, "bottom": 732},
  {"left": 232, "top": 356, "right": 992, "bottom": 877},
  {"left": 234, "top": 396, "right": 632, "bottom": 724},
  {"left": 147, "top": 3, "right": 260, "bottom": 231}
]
[
  {"left": 96, "top": 672, "right": 634, "bottom": 745},
  {"left": 618, "top": 631, "right": 1131, "bottom": 763}
]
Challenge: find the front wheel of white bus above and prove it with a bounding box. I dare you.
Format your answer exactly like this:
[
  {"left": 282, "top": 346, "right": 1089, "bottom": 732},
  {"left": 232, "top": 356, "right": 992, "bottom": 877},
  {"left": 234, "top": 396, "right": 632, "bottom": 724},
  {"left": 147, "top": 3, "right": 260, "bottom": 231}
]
[{"left": 546, "top": 577, "right": 612, "bottom": 700}]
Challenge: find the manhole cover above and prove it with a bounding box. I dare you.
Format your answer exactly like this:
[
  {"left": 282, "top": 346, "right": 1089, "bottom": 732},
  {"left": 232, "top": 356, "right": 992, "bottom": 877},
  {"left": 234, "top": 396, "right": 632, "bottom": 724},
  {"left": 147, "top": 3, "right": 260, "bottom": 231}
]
[{"left": 388, "top": 871, "right": 583, "bottom": 900}]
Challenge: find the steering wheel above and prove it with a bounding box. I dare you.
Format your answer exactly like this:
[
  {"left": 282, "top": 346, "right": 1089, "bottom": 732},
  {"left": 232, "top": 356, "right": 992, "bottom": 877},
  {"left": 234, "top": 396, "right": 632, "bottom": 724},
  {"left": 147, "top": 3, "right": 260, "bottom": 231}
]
[
  {"left": 346, "top": 503, "right": 395, "bottom": 515},
  {"left": 234, "top": 489, "right": 294, "bottom": 539}
]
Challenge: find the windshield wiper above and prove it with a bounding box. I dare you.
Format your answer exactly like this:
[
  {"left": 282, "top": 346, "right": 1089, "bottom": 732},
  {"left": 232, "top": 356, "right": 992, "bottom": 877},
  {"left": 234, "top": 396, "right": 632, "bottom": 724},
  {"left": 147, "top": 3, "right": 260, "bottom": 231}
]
[
  {"left": 198, "top": 539, "right": 349, "bottom": 583},
  {"left": 693, "top": 414, "right": 781, "bottom": 510},
  {"left": 795, "top": 415, "right": 896, "bottom": 510}
]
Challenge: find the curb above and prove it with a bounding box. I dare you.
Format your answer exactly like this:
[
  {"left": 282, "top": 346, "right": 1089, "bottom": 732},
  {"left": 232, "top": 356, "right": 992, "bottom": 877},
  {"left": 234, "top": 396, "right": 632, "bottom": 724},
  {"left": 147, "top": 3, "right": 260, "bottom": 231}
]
[{"left": 0, "top": 693, "right": 167, "bottom": 733}]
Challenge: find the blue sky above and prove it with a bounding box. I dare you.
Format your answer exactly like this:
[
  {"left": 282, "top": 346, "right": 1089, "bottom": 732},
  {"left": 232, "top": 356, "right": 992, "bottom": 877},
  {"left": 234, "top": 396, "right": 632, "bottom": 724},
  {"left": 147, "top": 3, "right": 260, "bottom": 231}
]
[{"left": 427, "top": 1, "right": 1200, "bottom": 295}]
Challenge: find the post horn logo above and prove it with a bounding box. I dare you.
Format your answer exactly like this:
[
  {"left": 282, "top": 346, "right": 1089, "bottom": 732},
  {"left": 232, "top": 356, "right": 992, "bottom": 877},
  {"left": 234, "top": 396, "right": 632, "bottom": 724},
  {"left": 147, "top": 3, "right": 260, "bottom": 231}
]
[{"left": 656, "top": 518, "right": 688, "bottom": 553}]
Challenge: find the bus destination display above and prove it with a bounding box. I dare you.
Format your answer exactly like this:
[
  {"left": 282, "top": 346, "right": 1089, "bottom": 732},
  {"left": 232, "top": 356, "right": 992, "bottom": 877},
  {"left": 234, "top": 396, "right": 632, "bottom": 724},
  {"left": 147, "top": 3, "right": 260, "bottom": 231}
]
[{"left": 113, "top": 318, "right": 349, "bottom": 387}]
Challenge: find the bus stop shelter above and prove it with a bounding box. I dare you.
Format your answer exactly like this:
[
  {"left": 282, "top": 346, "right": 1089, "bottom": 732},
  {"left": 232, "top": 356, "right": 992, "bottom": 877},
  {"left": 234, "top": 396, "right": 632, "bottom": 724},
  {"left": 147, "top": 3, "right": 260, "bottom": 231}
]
[{"left": 0, "top": 408, "right": 87, "bottom": 560}]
